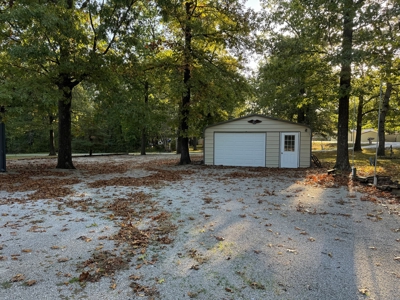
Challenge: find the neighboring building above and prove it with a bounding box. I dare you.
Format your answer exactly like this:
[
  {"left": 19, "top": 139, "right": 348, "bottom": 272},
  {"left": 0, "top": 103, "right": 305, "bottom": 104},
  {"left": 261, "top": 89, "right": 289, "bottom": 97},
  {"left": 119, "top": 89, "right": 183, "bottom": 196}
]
[
  {"left": 203, "top": 114, "right": 311, "bottom": 168},
  {"left": 386, "top": 133, "right": 399, "bottom": 142},
  {"left": 349, "top": 129, "right": 378, "bottom": 143}
]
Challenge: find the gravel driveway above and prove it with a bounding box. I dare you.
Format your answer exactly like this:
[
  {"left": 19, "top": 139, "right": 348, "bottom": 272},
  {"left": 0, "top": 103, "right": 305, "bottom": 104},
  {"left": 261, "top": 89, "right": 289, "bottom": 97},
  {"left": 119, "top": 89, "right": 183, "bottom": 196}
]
[{"left": 0, "top": 154, "right": 399, "bottom": 300}]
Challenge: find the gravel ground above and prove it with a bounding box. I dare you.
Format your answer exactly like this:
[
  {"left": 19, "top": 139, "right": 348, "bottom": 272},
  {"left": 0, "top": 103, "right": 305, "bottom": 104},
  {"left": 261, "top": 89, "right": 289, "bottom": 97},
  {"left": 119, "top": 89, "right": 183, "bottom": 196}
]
[{"left": 0, "top": 154, "right": 399, "bottom": 300}]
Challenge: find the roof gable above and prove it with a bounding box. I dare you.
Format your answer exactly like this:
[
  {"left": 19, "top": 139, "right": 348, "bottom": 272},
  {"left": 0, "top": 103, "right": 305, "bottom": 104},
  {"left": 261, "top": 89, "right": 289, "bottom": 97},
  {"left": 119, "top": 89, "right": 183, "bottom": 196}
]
[{"left": 204, "top": 114, "right": 311, "bottom": 130}]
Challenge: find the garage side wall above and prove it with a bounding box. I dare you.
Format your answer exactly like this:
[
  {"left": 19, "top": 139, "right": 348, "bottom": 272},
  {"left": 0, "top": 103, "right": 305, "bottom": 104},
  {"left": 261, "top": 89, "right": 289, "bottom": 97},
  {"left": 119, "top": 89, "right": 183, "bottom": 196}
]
[
  {"left": 204, "top": 116, "right": 311, "bottom": 168},
  {"left": 299, "top": 132, "right": 311, "bottom": 168},
  {"left": 266, "top": 132, "right": 279, "bottom": 167}
]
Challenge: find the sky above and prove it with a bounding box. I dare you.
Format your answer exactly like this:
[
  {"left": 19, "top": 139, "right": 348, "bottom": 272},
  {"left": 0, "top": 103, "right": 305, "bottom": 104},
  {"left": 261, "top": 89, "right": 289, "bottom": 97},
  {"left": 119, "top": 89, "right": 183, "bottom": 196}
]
[
  {"left": 244, "top": 0, "right": 263, "bottom": 72},
  {"left": 245, "top": 0, "right": 261, "bottom": 10}
]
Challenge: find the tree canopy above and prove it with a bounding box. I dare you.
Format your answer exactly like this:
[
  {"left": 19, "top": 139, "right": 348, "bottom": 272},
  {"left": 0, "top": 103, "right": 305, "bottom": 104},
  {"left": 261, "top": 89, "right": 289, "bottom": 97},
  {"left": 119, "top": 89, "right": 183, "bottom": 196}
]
[{"left": 0, "top": 0, "right": 399, "bottom": 170}]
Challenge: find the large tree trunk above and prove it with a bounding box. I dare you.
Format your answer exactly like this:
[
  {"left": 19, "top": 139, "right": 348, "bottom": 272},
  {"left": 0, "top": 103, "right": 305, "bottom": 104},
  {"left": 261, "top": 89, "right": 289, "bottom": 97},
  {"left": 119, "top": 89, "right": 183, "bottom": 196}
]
[
  {"left": 335, "top": 0, "right": 354, "bottom": 172},
  {"left": 377, "top": 82, "right": 392, "bottom": 156},
  {"left": 56, "top": 86, "right": 75, "bottom": 169},
  {"left": 179, "top": 86, "right": 191, "bottom": 164},
  {"left": 56, "top": 0, "right": 78, "bottom": 169},
  {"left": 48, "top": 114, "right": 57, "bottom": 156},
  {"left": 141, "top": 81, "right": 149, "bottom": 155},
  {"left": 141, "top": 128, "right": 147, "bottom": 155},
  {"left": 179, "top": 1, "right": 192, "bottom": 165},
  {"left": 0, "top": 121, "right": 6, "bottom": 172},
  {"left": 353, "top": 95, "right": 363, "bottom": 152},
  {"left": 297, "top": 107, "right": 306, "bottom": 124},
  {"left": 192, "top": 137, "right": 198, "bottom": 151},
  {"left": 176, "top": 135, "right": 182, "bottom": 154}
]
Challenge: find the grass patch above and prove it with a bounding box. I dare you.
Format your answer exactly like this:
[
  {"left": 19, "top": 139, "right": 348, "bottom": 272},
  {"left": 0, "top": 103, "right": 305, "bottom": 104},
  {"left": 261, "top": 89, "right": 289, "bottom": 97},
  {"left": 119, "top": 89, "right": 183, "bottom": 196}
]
[
  {"left": 1, "top": 281, "right": 12, "bottom": 289},
  {"left": 312, "top": 147, "right": 400, "bottom": 182}
]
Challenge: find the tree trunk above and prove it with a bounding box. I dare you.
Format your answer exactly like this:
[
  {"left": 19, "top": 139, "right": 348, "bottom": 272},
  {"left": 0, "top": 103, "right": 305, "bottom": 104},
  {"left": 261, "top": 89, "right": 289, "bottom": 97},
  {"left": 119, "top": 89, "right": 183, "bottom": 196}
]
[
  {"left": 48, "top": 114, "right": 57, "bottom": 156},
  {"left": 89, "top": 135, "right": 93, "bottom": 156},
  {"left": 353, "top": 95, "right": 363, "bottom": 151},
  {"left": 179, "top": 2, "right": 192, "bottom": 165},
  {"left": 377, "top": 82, "right": 392, "bottom": 156},
  {"left": 0, "top": 122, "right": 6, "bottom": 172},
  {"left": 141, "top": 128, "right": 147, "bottom": 155},
  {"left": 192, "top": 137, "right": 198, "bottom": 151},
  {"left": 335, "top": 0, "right": 354, "bottom": 172},
  {"left": 176, "top": 135, "right": 182, "bottom": 154},
  {"left": 56, "top": 0, "right": 78, "bottom": 168},
  {"left": 297, "top": 88, "right": 307, "bottom": 124},
  {"left": 56, "top": 87, "right": 75, "bottom": 169},
  {"left": 141, "top": 81, "right": 149, "bottom": 155},
  {"left": 297, "top": 107, "right": 305, "bottom": 124}
]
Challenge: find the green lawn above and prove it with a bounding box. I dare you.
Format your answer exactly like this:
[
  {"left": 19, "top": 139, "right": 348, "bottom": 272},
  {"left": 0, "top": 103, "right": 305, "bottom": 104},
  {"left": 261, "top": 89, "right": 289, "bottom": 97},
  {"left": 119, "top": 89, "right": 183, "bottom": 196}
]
[{"left": 312, "top": 144, "right": 400, "bottom": 182}]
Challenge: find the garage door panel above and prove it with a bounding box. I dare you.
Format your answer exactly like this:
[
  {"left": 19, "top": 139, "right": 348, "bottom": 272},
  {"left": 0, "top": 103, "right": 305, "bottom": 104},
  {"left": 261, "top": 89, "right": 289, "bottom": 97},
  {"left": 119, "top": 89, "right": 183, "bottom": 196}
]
[{"left": 214, "top": 133, "right": 266, "bottom": 167}]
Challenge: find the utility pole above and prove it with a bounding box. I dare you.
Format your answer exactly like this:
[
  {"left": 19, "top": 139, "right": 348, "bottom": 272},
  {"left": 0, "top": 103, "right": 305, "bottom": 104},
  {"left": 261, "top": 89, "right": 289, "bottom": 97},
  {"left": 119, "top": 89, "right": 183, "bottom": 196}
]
[{"left": 0, "top": 106, "right": 6, "bottom": 172}]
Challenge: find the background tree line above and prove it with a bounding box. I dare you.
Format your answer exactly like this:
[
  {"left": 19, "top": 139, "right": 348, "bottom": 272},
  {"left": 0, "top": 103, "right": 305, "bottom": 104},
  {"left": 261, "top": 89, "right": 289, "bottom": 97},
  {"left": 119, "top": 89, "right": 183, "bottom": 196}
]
[{"left": 0, "top": 0, "right": 399, "bottom": 171}]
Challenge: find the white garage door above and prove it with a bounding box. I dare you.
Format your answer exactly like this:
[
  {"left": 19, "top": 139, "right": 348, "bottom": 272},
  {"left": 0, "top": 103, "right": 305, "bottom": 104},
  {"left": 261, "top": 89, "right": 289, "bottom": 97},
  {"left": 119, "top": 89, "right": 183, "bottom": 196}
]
[{"left": 214, "top": 133, "right": 266, "bottom": 167}]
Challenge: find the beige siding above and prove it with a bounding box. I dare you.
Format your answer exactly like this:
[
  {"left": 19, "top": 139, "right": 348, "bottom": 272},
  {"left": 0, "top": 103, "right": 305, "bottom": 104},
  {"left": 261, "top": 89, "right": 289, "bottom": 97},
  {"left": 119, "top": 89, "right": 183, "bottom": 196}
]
[
  {"left": 266, "top": 132, "right": 279, "bottom": 167},
  {"left": 299, "top": 132, "right": 312, "bottom": 168},
  {"left": 204, "top": 115, "right": 311, "bottom": 168},
  {"left": 386, "top": 134, "right": 399, "bottom": 142}
]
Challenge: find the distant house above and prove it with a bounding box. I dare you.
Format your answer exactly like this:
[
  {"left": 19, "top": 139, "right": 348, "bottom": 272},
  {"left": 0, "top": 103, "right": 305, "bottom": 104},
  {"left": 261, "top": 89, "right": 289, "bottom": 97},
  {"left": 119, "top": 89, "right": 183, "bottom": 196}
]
[
  {"left": 349, "top": 129, "right": 378, "bottom": 143},
  {"left": 386, "top": 133, "right": 399, "bottom": 142},
  {"left": 312, "top": 133, "right": 336, "bottom": 142}
]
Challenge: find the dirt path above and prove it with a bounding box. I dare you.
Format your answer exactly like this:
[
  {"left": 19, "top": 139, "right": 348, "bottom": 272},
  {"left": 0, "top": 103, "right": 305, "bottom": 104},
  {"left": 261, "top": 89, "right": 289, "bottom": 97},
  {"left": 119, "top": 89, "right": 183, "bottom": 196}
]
[{"left": 0, "top": 154, "right": 399, "bottom": 299}]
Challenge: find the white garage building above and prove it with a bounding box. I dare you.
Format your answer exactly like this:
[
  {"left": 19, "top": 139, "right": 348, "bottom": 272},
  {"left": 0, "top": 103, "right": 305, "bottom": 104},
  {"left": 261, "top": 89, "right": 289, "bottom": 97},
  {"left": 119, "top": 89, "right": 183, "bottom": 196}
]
[{"left": 203, "top": 114, "right": 312, "bottom": 168}]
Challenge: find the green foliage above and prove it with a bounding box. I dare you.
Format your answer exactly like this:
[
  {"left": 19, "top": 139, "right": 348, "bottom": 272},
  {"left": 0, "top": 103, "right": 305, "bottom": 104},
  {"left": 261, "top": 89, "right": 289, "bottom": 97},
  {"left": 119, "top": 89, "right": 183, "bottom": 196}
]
[
  {"left": 1, "top": 0, "right": 399, "bottom": 160},
  {"left": 254, "top": 34, "right": 337, "bottom": 136}
]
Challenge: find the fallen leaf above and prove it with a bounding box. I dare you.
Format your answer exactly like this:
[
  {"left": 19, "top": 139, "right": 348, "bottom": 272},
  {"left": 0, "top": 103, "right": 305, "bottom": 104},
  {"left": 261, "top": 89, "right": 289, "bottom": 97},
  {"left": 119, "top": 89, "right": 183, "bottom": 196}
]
[
  {"left": 190, "top": 265, "right": 200, "bottom": 270},
  {"left": 79, "top": 271, "right": 90, "bottom": 282},
  {"left": 225, "top": 287, "right": 233, "bottom": 293},
  {"left": 58, "top": 257, "right": 69, "bottom": 263},
  {"left": 308, "top": 237, "right": 316, "bottom": 242},
  {"left": 215, "top": 236, "right": 225, "bottom": 241},
  {"left": 21, "top": 249, "right": 32, "bottom": 253},
  {"left": 129, "top": 274, "right": 141, "bottom": 280},
  {"left": 11, "top": 274, "right": 25, "bottom": 282},
  {"left": 25, "top": 280, "right": 36, "bottom": 286}
]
